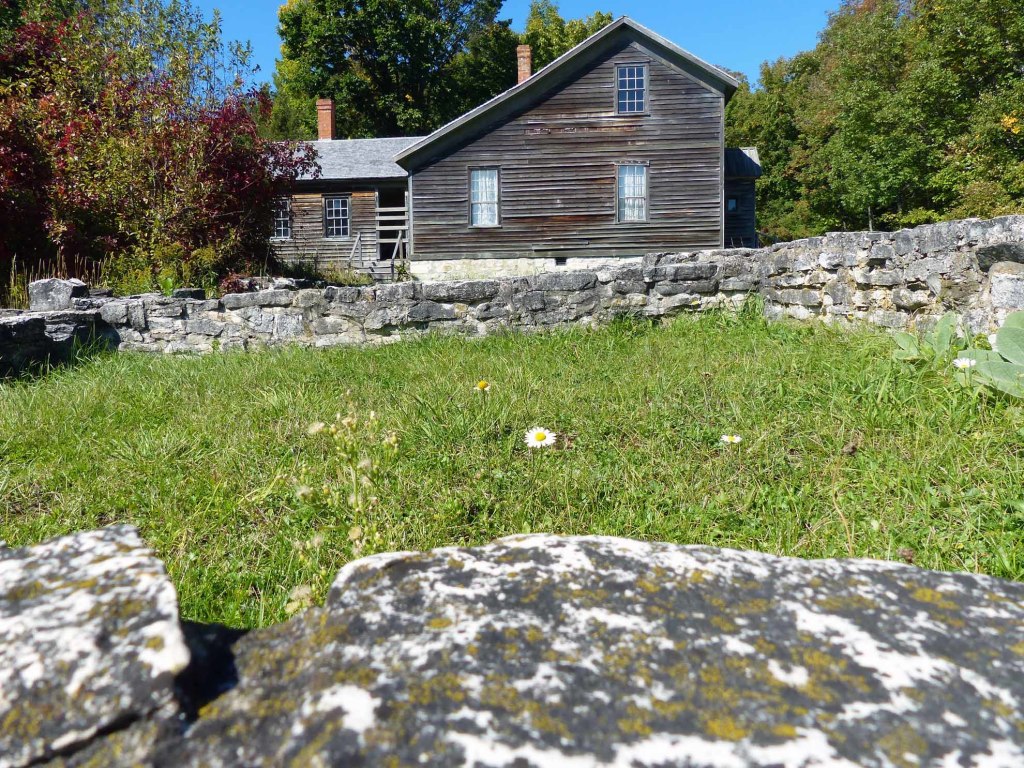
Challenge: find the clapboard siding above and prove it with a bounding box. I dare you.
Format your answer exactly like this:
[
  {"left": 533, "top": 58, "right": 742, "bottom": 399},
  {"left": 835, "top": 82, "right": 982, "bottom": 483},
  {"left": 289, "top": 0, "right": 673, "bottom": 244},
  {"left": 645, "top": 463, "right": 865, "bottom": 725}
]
[
  {"left": 724, "top": 178, "right": 757, "bottom": 249},
  {"left": 271, "top": 189, "right": 379, "bottom": 265},
  {"left": 409, "top": 40, "right": 725, "bottom": 260}
]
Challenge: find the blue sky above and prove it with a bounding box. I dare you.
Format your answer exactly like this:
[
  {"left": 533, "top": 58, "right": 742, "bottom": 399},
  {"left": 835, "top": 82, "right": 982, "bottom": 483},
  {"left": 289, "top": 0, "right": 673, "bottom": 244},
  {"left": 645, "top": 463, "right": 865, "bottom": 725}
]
[{"left": 194, "top": 0, "right": 839, "bottom": 89}]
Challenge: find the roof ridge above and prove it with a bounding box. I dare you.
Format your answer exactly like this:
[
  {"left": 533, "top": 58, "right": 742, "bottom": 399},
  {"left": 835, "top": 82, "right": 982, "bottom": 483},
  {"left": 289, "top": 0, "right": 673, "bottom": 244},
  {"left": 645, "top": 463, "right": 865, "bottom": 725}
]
[{"left": 394, "top": 16, "right": 740, "bottom": 168}]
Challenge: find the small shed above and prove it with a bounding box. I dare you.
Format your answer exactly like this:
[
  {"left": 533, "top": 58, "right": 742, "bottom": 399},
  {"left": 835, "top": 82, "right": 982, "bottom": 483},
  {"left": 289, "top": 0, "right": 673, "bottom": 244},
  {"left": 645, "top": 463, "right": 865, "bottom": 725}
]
[
  {"left": 271, "top": 133, "right": 422, "bottom": 274},
  {"left": 724, "top": 148, "right": 762, "bottom": 249}
]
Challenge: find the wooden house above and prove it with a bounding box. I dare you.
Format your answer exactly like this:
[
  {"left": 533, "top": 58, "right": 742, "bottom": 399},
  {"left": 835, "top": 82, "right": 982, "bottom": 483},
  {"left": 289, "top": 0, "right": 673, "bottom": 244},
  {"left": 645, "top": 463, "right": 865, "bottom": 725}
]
[{"left": 271, "top": 17, "right": 761, "bottom": 281}]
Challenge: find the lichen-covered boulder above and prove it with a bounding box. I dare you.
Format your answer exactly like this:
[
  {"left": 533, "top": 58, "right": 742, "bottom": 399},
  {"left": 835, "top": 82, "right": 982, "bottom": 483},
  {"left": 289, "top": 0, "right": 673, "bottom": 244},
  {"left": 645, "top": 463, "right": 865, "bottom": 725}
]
[
  {"left": 0, "top": 527, "right": 189, "bottom": 768},
  {"left": 175, "top": 536, "right": 1024, "bottom": 767},
  {"left": 27, "top": 278, "right": 89, "bottom": 312}
]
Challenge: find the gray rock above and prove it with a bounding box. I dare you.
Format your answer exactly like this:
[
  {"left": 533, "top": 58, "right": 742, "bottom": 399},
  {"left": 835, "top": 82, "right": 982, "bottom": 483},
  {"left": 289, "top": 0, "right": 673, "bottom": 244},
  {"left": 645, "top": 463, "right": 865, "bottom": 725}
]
[
  {"left": 423, "top": 280, "right": 500, "bottom": 304},
  {"left": 0, "top": 527, "right": 189, "bottom": 768},
  {"left": 221, "top": 290, "right": 294, "bottom": 310},
  {"left": 655, "top": 280, "right": 718, "bottom": 296},
  {"left": 990, "top": 261, "right": 1024, "bottom": 310},
  {"left": 168, "top": 536, "right": 1024, "bottom": 767},
  {"left": 408, "top": 301, "right": 458, "bottom": 323},
  {"left": 274, "top": 312, "right": 309, "bottom": 340},
  {"left": 185, "top": 317, "right": 227, "bottom": 338},
  {"left": 28, "top": 279, "right": 89, "bottom": 312},
  {"left": 643, "top": 263, "right": 718, "bottom": 283},
  {"left": 530, "top": 271, "right": 598, "bottom": 292},
  {"left": 375, "top": 282, "right": 418, "bottom": 302},
  {"left": 893, "top": 288, "right": 933, "bottom": 311},
  {"left": 324, "top": 286, "right": 362, "bottom": 304},
  {"left": 977, "top": 242, "right": 1024, "bottom": 272},
  {"left": 99, "top": 302, "right": 129, "bottom": 326},
  {"left": 852, "top": 269, "right": 902, "bottom": 288},
  {"left": 764, "top": 288, "right": 823, "bottom": 307}
]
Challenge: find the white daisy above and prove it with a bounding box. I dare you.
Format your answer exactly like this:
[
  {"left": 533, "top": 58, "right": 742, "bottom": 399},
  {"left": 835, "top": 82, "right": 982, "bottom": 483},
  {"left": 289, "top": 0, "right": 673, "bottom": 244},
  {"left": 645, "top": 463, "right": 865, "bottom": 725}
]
[
  {"left": 475, "top": 380, "right": 491, "bottom": 393},
  {"left": 953, "top": 358, "right": 977, "bottom": 370},
  {"left": 525, "top": 427, "right": 557, "bottom": 449},
  {"left": 720, "top": 434, "right": 743, "bottom": 445}
]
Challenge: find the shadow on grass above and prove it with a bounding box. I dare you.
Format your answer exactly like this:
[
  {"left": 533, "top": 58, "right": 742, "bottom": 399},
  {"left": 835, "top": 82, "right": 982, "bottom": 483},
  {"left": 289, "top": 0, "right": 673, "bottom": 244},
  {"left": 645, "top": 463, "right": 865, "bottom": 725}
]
[{"left": 0, "top": 328, "right": 119, "bottom": 383}]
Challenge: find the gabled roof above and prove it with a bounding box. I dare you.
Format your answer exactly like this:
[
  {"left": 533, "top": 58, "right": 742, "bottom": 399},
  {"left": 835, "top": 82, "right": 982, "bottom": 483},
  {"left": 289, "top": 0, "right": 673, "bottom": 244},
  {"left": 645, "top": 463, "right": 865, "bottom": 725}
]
[
  {"left": 299, "top": 137, "right": 424, "bottom": 182},
  {"left": 395, "top": 16, "right": 740, "bottom": 170},
  {"left": 725, "top": 148, "right": 762, "bottom": 178}
]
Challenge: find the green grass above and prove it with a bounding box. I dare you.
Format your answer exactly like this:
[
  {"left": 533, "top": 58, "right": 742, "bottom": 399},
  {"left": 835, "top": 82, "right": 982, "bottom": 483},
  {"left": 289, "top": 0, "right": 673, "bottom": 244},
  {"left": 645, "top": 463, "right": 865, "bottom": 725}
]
[{"left": 2, "top": 312, "right": 1023, "bottom": 628}]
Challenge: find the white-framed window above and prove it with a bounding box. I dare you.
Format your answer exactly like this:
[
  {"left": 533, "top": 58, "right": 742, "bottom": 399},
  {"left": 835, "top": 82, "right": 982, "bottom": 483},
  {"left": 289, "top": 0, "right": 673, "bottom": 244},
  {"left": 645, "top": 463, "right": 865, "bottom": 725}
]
[
  {"left": 323, "top": 196, "right": 350, "bottom": 238},
  {"left": 272, "top": 197, "right": 291, "bottom": 239},
  {"left": 617, "top": 164, "right": 648, "bottom": 222},
  {"left": 616, "top": 64, "right": 647, "bottom": 114},
  {"left": 469, "top": 167, "right": 500, "bottom": 227}
]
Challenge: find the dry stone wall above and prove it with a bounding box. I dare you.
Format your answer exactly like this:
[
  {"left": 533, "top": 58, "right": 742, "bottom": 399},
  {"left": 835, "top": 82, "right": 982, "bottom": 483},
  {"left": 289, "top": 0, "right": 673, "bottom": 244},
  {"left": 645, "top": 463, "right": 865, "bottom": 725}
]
[{"left": 3, "top": 216, "right": 1024, "bottom": 374}]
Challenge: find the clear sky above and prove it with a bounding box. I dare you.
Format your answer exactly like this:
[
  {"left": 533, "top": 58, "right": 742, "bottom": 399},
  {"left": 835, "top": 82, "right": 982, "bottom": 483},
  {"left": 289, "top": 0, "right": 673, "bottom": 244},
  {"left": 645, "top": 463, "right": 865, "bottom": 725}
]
[{"left": 193, "top": 0, "right": 839, "bottom": 89}]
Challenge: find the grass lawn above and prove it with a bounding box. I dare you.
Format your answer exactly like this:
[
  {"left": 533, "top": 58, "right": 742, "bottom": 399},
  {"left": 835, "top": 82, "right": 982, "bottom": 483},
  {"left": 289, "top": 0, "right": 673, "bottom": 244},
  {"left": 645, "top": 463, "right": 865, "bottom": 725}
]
[{"left": 2, "top": 311, "right": 1023, "bottom": 628}]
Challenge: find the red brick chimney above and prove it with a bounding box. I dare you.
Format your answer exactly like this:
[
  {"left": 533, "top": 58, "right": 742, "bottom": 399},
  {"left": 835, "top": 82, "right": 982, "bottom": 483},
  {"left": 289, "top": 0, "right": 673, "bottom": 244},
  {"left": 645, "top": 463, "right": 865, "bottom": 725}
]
[
  {"left": 517, "top": 45, "right": 533, "bottom": 85},
  {"left": 316, "top": 98, "right": 335, "bottom": 141}
]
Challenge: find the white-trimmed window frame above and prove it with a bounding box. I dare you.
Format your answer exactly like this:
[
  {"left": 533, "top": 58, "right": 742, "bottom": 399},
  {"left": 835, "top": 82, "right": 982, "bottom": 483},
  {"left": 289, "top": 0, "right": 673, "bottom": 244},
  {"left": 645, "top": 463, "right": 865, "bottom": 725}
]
[
  {"left": 615, "top": 63, "right": 649, "bottom": 115},
  {"left": 468, "top": 167, "right": 501, "bottom": 228},
  {"left": 323, "top": 195, "right": 351, "bottom": 239},
  {"left": 616, "top": 163, "right": 649, "bottom": 223},
  {"left": 272, "top": 197, "right": 292, "bottom": 240}
]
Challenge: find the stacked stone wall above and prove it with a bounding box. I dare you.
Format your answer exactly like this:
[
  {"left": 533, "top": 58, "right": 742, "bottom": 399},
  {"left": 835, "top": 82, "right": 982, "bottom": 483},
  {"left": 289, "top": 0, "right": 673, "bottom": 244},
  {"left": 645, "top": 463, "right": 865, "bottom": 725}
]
[{"left": 3, "top": 216, "right": 1024, "bottom": 374}]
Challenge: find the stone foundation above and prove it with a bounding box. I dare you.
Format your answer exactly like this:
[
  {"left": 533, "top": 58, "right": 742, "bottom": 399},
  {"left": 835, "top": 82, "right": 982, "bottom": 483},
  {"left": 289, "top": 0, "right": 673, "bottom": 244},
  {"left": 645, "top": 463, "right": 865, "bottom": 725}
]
[
  {"left": 408, "top": 255, "right": 642, "bottom": 281},
  {"left": 3, "top": 216, "right": 1024, "bottom": 375}
]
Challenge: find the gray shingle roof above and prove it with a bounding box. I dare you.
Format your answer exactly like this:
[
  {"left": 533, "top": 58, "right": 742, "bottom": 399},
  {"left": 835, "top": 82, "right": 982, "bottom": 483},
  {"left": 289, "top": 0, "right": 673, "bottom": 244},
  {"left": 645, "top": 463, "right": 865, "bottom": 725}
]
[
  {"left": 725, "top": 148, "right": 762, "bottom": 178},
  {"left": 299, "top": 137, "right": 425, "bottom": 182}
]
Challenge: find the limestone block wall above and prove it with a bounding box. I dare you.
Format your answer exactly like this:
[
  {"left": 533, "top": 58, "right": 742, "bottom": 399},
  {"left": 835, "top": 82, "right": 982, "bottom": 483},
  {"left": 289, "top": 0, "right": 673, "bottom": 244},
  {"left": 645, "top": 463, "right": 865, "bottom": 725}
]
[{"left": 2, "top": 216, "right": 1023, "bottom": 375}]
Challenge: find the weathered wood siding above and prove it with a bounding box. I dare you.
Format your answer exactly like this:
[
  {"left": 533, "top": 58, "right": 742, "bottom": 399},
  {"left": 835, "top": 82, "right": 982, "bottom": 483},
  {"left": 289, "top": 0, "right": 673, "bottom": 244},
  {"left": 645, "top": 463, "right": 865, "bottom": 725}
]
[
  {"left": 409, "top": 40, "right": 725, "bottom": 260},
  {"left": 271, "top": 189, "right": 378, "bottom": 265},
  {"left": 724, "top": 178, "right": 757, "bottom": 248}
]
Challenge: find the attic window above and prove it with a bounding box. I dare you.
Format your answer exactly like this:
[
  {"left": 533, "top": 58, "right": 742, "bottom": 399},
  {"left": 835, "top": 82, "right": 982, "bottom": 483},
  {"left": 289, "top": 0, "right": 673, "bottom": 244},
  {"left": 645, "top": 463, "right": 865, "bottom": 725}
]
[
  {"left": 616, "top": 64, "right": 647, "bottom": 114},
  {"left": 727, "top": 197, "right": 739, "bottom": 213}
]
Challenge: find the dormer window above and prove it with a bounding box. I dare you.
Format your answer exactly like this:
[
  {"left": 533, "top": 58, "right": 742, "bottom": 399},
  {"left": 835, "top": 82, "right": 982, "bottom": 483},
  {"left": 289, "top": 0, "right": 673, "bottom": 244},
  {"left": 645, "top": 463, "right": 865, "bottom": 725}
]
[{"left": 616, "top": 64, "right": 647, "bottom": 114}]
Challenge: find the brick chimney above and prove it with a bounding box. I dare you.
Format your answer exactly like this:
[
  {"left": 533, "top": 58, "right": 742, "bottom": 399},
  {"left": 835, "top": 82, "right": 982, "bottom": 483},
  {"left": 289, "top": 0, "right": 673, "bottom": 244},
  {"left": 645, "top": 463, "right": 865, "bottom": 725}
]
[
  {"left": 516, "top": 45, "right": 533, "bottom": 85},
  {"left": 316, "top": 98, "right": 335, "bottom": 141}
]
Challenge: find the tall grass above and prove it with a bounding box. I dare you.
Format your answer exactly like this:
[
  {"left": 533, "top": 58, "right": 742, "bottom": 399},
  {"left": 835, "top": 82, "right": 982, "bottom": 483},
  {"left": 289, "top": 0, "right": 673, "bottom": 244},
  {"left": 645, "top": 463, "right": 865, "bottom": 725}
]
[
  {"left": 3, "top": 254, "right": 104, "bottom": 309},
  {"left": 1, "top": 312, "right": 1022, "bottom": 628}
]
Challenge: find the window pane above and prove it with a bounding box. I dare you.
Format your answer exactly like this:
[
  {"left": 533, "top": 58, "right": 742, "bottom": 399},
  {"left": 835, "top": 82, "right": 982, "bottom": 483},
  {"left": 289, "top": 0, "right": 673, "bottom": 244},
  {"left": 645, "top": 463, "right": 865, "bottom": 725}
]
[
  {"left": 324, "top": 197, "right": 350, "bottom": 237},
  {"left": 617, "top": 65, "right": 647, "bottom": 113},
  {"left": 272, "top": 198, "right": 291, "bottom": 239},
  {"left": 470, "top": 169, "right": 500, "bottom": 226},
  {"left": 617, "top": 165, "right": 647, "bottom": 222}
]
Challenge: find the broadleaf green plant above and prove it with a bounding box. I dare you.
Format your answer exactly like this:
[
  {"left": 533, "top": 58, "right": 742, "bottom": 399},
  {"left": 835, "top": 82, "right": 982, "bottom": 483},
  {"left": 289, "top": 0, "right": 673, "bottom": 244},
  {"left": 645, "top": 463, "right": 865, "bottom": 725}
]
[
  {"left": 956, "top": 311, "right": 1024, "bottom": 398},
  {"left": 892, "top": 313, "right": 966, "bottom": 368}
]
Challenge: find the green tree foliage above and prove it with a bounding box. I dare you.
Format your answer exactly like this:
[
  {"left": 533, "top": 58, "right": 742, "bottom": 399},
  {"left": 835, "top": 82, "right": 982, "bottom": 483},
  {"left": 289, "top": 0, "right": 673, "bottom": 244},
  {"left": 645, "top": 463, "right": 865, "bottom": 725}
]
[
  {"left": 521, "top": 0, "right": 613, "bottom": 68},
  {"left": 277, "top": 0, "right": 509, "bottom": 137},
  {"left": 730, "top": 0, "right": 1024, "bottom": 240},
  {"left": 268, "top": 0, "right": 611, "bottom": 139},
  {"left": 260, "top": 58, "right": 318, "bottom": 141}
]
